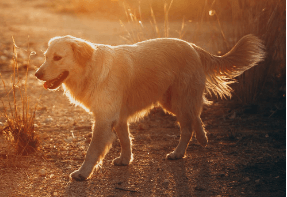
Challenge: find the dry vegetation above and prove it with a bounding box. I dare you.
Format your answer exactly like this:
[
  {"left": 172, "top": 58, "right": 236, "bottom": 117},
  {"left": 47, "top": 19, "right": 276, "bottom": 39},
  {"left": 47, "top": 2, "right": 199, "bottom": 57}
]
[{"left": 1, "top": 38, "right": 39, "bottom": 156}]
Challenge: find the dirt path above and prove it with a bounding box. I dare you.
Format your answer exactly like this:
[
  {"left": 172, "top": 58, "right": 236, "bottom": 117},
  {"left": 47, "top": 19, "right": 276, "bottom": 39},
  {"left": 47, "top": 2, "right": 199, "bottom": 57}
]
[{"left": 0, "top": 0, "right": 285, "bottom": 196}]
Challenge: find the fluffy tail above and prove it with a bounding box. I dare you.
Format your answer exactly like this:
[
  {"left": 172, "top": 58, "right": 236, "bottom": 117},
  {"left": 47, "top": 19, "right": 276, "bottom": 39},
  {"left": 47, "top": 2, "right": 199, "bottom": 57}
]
[{"left": 193, "top": 34, "right": 266, "bottom": 98}]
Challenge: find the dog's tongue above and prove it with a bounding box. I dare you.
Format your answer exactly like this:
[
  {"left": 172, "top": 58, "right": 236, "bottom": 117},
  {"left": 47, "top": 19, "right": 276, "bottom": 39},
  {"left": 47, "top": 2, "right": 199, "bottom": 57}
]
[{"left": 43, "top": 82, "right": 48, "bottom": 89}]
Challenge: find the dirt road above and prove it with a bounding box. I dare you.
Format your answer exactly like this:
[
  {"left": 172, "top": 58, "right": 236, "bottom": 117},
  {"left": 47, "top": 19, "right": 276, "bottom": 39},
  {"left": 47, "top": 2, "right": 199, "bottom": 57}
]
[{"left": 0, "top": 0, "right": 285, "bottom": 196}]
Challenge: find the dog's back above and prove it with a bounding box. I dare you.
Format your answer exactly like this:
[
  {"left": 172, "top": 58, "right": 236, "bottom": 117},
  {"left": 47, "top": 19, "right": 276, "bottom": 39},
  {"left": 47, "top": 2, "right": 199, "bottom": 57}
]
[{"left": 112, "top": 38, "right": 203, "bottom": 119}]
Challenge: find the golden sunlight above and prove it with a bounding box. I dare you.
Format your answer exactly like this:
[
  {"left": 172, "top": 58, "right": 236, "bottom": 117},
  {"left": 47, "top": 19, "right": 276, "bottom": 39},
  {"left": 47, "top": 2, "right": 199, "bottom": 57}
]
[{"left": 0, "top": 0, "right": 284, "bottom": 196}]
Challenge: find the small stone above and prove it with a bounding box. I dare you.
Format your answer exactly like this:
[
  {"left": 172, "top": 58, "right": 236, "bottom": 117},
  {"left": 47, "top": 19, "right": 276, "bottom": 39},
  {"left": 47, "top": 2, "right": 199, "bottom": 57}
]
[
  {"left": 255, "top": 179, "right": 260, "bottom": 183},
  {"left": 60, "top": 146, "right": 67, "bottom": 151},
  {"left": 50, "top": 174, "right": 54, "bottom": 178},
  {"left": 66, "top": 137, "right": 73, "bottom": 142},
  {"left": 163, "top": 179, "right": 169, "bottom": 184},
  {"left": 244, "top": 177, "right": 250, "bottom": 182},
  {"left": 194, "top": 186, "right": 206, "bottom": 191},
  {"left": 45, "top": 117, "right": 53, "bottom": 123},
  {"left": 39, "top": 169, "right": 46, "bottom": 176},
  {"left": 265, "top": 134, "right": 269, "bottom": 138},
  {"left": 53, "top": 191, "right": 58, "bottom": 196},
  {"left": 0, "top": 55, "right": 7, "bottom": 61},
  {"left": 230, "top": 112, "right": 236, "bottom": 119}
]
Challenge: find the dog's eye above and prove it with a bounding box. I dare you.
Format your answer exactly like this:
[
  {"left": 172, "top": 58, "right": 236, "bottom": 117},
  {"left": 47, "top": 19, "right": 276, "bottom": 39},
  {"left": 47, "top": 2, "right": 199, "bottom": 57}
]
[{"left": 53, "top": 55, "right": 62, "bottom": 61}]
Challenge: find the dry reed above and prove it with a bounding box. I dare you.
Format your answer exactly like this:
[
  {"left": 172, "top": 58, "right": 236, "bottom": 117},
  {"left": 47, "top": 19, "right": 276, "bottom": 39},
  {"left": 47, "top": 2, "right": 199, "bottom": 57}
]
[{"left": 1, "top": 37, "right": 39, "bottom": 155}]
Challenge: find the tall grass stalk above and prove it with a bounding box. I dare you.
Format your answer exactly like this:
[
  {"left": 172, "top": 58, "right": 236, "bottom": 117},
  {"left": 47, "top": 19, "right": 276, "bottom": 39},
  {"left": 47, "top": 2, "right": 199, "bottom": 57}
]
[
  {"left": 120, "top": 0, "right": 180, "bottom": 43},
  {"left": 1, "top": 37, "right": 39, "bottom": 155},
  {"left": 163, "top": 0, "right": 173, "bottom": 38}
]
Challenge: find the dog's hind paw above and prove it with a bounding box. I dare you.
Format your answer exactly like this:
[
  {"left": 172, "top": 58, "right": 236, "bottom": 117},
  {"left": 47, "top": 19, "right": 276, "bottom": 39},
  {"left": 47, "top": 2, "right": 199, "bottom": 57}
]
[
  {"left": 113, "top": 156, "right": 130, "bottom": 166},
  {"left": 196, "top": 134, "right": 208, "bottom": 147},
  {"left": 70, "top": 170, "right": 89, "bottom": 181},
  {"left": 166, "top": 151, "right": 184, "bottom": 160}
]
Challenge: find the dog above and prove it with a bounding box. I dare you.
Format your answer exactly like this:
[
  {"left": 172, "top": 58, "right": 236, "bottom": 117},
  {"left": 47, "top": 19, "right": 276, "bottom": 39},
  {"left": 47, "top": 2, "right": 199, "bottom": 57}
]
[{"left": 35, "top": 35, "right": 265, "bottom": 181}]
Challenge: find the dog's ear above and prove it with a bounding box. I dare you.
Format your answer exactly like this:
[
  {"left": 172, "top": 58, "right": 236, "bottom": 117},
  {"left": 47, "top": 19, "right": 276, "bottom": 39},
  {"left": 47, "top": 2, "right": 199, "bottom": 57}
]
[{"left": 71, "top": 40, "right": 94, "bottom": 67}]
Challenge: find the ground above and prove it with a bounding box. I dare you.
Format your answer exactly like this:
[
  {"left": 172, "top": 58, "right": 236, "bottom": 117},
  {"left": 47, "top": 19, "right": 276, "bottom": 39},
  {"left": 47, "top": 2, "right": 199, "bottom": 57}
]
[{"left": 0, "top": 0, "right": 285, "bottom": 196}]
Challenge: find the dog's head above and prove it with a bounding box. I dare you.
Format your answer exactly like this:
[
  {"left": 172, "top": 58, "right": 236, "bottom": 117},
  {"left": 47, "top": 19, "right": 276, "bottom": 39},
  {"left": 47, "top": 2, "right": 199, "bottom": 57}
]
[{"left": 35, "top": 35, "right": 94, "bottom": 90}]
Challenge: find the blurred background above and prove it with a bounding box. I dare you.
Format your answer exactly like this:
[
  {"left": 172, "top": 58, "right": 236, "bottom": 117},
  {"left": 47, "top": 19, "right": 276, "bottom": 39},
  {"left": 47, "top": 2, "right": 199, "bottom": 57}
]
[{"left": 46, "top": 0, "right": 286, "bottom": 106}]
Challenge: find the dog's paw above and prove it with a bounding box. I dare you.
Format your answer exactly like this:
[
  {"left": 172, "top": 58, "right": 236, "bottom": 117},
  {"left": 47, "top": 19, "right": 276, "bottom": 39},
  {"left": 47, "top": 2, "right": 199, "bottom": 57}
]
[
  {"left": 166, "top": 151, "right": 184, "bottom": 160},
  {"left": 196, "top": 134, "right": 208, "bottom": 147},
  {"left": 113, "top": 156, "right": 130, "bottom": 166},
  {"left": 70, "top": 170, "right": 89, "bottom": 181}
]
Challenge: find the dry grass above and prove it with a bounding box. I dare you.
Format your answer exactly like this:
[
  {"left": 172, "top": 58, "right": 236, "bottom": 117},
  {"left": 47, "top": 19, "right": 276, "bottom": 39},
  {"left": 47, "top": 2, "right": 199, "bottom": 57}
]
[
  {"left": 120, "top": 0, "right": 184, "bottom": 43},
  {"left": 0, "top": 37, "right": 39, "bottom": 155},
  {"left": 120, "top": 0, "right": 285, "bottom": 104},
  {"left": 220, "top": 0, "right": 285, "bottom": 104}
]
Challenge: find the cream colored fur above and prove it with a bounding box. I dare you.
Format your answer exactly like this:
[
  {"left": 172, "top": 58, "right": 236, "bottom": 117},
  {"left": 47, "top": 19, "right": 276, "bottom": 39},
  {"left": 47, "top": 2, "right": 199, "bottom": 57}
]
[{"left": 35, "top": 35, "right": 265, "bottom": 181}]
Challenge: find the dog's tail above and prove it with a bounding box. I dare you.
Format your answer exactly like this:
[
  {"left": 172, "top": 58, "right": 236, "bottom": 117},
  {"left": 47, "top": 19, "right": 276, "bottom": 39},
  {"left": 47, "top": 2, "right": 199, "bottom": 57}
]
[{"left": 193, "top": 34, "right": 266, "bottom": 98}]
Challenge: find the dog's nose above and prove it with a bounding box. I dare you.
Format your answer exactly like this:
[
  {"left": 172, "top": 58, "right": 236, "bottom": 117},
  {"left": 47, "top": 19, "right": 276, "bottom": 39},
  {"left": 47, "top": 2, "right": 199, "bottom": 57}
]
[{"left": 35, "top": 70, "right": 43, "bottom": 79}]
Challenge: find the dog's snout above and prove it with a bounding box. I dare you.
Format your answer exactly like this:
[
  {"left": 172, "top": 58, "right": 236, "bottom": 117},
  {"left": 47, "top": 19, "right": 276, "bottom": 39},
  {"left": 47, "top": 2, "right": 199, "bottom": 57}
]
[{"left": 35, "top": 70, "right": 44, "bottom": 79}]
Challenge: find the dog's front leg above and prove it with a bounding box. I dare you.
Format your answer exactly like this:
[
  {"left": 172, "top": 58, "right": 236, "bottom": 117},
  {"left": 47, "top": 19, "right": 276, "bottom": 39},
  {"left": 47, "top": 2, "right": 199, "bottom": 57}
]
[
  {"left": 113, "top": 121, "right": 132, "bottom": 166},
  {"left": 70, "top": 121, "right": 115, "bottom": 181}
]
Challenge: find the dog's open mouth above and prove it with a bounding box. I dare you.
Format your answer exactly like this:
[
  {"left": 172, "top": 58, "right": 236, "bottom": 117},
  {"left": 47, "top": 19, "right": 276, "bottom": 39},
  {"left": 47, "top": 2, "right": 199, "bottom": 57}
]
[{"left": 43, "top": 71, "right": 69, "bottom": 89}]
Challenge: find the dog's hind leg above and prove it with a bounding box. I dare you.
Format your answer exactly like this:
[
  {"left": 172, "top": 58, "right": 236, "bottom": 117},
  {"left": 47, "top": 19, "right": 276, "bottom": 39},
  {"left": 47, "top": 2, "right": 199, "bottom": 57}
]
[
  {"left": 166, "top": 115, "right": 207, "bottom": 160},
  {"left": 161, "top": 83, "right": 208, "bottom": 160},
  {"left": 193, "top": 116, "right": 207, "bottom": 147},
  {"left": 70, "top": 121, "right": 116, "bottom": 181},
  {"left": 113, "top": 121, "right": 132, "bottom": 166},
  {"left": 160, "top": 93, "right": 194, "bottom": 159},
  {"left": 166, "top": 117, "right": 193, "bottom": 160}
]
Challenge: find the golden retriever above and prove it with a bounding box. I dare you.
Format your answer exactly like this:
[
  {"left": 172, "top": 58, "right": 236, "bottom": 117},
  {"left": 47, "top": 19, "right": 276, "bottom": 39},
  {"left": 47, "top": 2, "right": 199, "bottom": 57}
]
[{"left": 35, "top": 35, "right": 265, "bottom": 181}]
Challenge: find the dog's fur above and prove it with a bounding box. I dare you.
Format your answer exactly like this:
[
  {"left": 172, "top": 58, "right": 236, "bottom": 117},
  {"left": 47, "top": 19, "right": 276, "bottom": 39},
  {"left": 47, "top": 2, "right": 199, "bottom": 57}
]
[{"left": 35, "top": 35, "right": 265, "bottom": 181}]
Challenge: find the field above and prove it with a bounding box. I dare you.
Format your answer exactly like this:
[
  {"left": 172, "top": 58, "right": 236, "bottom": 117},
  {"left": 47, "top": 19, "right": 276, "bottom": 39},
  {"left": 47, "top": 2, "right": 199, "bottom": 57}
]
[{"left": 0, "top": 0, "right": 285, "bottom": 196}]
